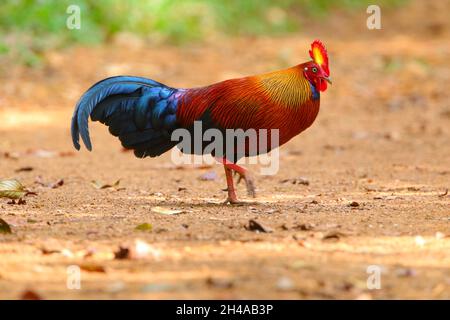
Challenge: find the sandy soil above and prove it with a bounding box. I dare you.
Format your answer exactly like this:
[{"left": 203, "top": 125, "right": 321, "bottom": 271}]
[{"left": 0, "top": 1, "right": 449, "bottom": 299}]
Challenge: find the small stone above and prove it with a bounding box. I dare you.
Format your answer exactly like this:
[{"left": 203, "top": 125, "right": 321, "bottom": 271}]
[{"left": 276, "top": 276, "right": 294, "bottom": 291}]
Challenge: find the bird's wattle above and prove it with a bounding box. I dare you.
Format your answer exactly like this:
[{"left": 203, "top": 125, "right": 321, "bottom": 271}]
[{"left": 318, "top": 79, "right": 328, "bottom": 92}]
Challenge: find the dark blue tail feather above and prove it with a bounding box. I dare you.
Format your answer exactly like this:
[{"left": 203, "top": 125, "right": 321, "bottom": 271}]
[{"left": 71, "top": 76, "right": 180, "bottom": 158}]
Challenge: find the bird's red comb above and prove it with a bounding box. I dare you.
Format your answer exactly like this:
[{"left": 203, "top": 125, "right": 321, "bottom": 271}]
[{"left": 309, "top": 40, "right": 329, "bottom": 76}]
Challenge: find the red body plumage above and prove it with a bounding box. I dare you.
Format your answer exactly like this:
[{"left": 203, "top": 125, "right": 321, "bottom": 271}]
[{"left": 177, "top": 63, "right": 321, "bottom": 150}]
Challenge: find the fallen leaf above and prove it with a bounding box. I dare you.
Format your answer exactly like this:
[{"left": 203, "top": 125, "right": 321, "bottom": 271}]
[
  {"left": 48, "top": 179, "right": 64, "bottom": 189},
  {"left": 15, "top": 166, "right": 34, "bottom": 173},
  {"left": 246, "top": 219, "right": 273, "bottom": 233},
  {"left": 151, "top": 206, "right": 183, "bottom": 215},
  {"left": 248, "top": 207, "right": 259, "bottom": 213},
  {"left": 264, "top": 208, "right": 280, "bottom": 214},
  {"left": 135, "top": 223, "right": 153, "bottom": 232},
  {"left": 0, "top": 219, "right": 12, "bottom": 234},
  {"left": 194, "top": 164, "right": 213, "bottom": 169},
  {"left": 0, "top": 179, "right": 36, "bottom": 200},
  {"left": 280, "top": 177, "right": 310, "bottom": 186},
  {"left": 206, "top": 277, "right": 234, "bottom": 289},
  {"left": 20, "top": 290, "right": 42, "bottom": 300},
  {"left": 322, "top": 231, "right": 346, "bottom": 242},
  {"left": 387, "top": 195, "right": 400, "bottom": 200},
  {"left": 91, "top": 179, "right": 122, "bottom": 190},
  {"left": 438, "top": 189, "right": 448, "bottom": 198},
  {"left": 377, "top": 195, "right": 399, "bottom": 201},
  {"left": 80, "top": 264, "right": 106, "bottom": 273},
  {"left": 40, "top": 247, "right": 60, "bottom": 255},
  {"left": 35, "top": 176, "right": 64, "bottom": 189}
]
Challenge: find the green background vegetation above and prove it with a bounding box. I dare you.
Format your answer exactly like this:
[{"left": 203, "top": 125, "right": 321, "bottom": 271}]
[{"left": 0, "top": 0, "right": 405, "bottom": 66}]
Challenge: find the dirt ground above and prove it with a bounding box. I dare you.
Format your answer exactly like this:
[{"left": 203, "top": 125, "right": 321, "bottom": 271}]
[{"left": 0, "top": 1, "right": 449, "bottom": 299}]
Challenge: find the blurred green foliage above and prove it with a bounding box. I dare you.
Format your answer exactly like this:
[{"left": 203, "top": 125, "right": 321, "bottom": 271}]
[{"left": 0, "top": 0, "right": 406, "bottom": 65}]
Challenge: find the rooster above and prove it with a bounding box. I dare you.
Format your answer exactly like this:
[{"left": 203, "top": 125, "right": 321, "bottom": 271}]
[{"left": 71, "top": 40, "right": 331, "bottom": 204}]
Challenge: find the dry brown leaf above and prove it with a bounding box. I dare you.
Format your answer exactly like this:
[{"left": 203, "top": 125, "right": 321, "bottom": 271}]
[
  {"left": 80, "top": 264, "right": 106, "bottom": 273},
  {"left": 15, "top": 166, "right": 34, "bottom": 173},
  {"left": 151, "top": 206, "right": 183, "bottom": 215},
  {"left": 20, "top": 290, "right": 42, "bottom": 300},
  {"left": 91, "top": 179, "right": 122, "bottom": 190},
  {"left": 0, "top": 179, "right": 36, "bottom": 200},
  {"left": 35, "top": 176, "right": 64, "bottom": 189},
  {"left": 246, "top": 219, "right": 273, "bottom": 233}
]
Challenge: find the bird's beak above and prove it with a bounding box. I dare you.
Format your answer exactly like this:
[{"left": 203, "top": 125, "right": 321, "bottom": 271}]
[{"left": 322, "top": 76, "right": 332, "bottom": 85}]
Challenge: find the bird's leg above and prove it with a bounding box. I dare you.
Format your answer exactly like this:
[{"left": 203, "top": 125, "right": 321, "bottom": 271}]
[
  {"left": 229, "top": 163, "right": 256, "bottom": 197},
  {"left": 216, "top": 157, "right": 256, "bottom": 198},
  {"left": 223, "top": 164, "right": 239, "bottom": 204}
]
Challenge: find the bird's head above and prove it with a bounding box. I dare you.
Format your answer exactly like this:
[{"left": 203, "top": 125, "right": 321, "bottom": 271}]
[{"left": 303, "top": 40, "right": 331, "bottom": 92}]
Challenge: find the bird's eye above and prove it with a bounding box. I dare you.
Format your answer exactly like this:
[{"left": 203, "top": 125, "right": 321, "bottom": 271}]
[{"left": 312, "top": 67, "right": 318, "bottom": 73}]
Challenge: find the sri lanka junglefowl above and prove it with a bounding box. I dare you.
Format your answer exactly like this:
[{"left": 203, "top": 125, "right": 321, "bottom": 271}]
[{"left": 71, "top": 40, "right": 331, "bottom": 204}]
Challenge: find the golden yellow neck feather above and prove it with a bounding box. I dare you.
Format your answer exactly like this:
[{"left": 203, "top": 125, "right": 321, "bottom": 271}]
[{"left": 254, "top": 66, "right": 312, "bottom": 108}]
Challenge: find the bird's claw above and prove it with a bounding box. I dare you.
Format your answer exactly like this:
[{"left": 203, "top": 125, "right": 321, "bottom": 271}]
[
  {"left": 234, "top": 171, "right": 243, "bottom": 184},
  {"left": 234, "top": 171, "right": 256, "bottom": 197},
  {"left": 223, "top": 197, "right": 246, "bottom": 205}
]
